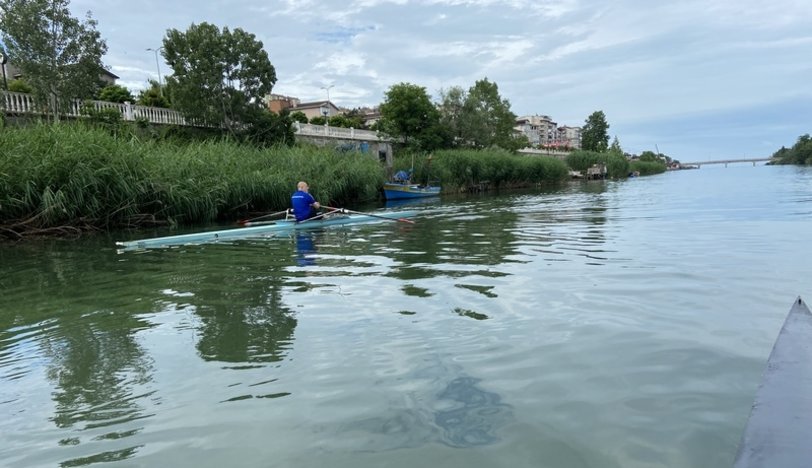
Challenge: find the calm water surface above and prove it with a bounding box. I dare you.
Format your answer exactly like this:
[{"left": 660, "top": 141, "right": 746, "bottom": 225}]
[{"left": 1, "top": 165, "right": 810, "bottom": 468}]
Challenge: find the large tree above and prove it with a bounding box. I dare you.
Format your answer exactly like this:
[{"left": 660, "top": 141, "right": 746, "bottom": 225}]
[
  {"left": 0, "top": 0, "right": 107, "bottom": 119},
  {"left": 162, "top": 22, "right": 277, "bottom": 131},
  {"left": 379, "top": 82, "right": 447, "bottom": 151},
  {"left": 581, "top": 110, "right": 610, "bottom": 152},
  {"left": 439, "top": 78, "right": 521, "bottom": 150}
]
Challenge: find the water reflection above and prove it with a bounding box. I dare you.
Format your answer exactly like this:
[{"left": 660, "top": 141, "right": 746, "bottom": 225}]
[
  {"left": 342, "top": 365, "right": 513, "bottom": 450},
  {"left": 295, "top": 232, "right": 318, "bottom": 266}
]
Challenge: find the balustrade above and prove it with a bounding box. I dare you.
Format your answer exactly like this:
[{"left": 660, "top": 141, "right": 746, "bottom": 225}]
[{"left": 3, "top": 91, "right": 390, "bottom": 141}]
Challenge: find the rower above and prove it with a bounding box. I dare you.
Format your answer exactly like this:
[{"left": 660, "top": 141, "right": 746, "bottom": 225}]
[{"left": 290, "top": 181, "right": 321, "bottom": 222}]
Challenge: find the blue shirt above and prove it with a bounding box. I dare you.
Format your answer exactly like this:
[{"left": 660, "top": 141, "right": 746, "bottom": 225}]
[{"left": 291, "top": 190, "right": 317, "bottom": 221}]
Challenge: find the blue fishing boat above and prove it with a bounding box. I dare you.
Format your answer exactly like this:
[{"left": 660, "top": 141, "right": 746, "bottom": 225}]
[
  {"left": 116, "top": 209, "right": 417, "bottom": 251},
  {"left": 383, "top": 182, "right": 441, "bottom": 200}
]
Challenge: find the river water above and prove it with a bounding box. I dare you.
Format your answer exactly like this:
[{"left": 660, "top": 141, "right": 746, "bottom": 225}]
[{"left": 1, "top": 165, "right": 810, "bottom": 468}]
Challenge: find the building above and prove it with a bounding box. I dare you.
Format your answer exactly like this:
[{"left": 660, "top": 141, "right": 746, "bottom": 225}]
[
  {"left": 2, "top": 60, "right": 118, "bottom": 86},
  {"left": 515, "top": 114, "right": 559, "bottom": 147},
  {"left": 266, "top": 94, "right": 341, "bottom": 120},
  {"left": 514, "top": 114, "right": 581, "bottom": 149},
  {"left": 558, "top": 126, "right": 581, "bottom": 149}
]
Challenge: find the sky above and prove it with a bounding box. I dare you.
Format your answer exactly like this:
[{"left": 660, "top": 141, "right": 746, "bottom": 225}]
[{"left": 63, "top": 0, "right": 812, "bottom": 161}]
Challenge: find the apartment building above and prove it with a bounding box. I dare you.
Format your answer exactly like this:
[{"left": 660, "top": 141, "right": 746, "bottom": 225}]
[{"left": 515, "top": 114, "right": 581, "bottom": 149}]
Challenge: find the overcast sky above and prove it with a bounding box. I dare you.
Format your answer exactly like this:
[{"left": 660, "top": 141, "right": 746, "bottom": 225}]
[{"left": 67, "top": 0, "right": 811, "bottom": 161}]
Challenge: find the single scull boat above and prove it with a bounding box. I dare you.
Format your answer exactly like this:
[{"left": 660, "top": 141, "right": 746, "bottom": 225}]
[{"left": 116, "top": 210, "right": 417, "bottom": 251}]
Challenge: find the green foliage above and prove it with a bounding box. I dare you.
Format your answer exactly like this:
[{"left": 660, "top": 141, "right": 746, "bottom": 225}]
[
  {"left": 0, "top": 123, "right": 384, "bottom": 235},
  {"left": 136, "top": 80, "right": 169, "bottom": 108},
  {"left": 581, "top": 111, "right": 610, "bottom": 152},
  {"left": 7, "top": 78, "right": 32, "bottom": 93},
  {"left": 638, "top": 151, "right": 660, "bottom": 162},
  {"left": 460, "top": 78, "right": 518, "bottom": 150},
  {"left": 395, "top": 149, "right": 569, "bottom": 191},
  {"left": 162, "top": 22, "right": 277, "bottom": 131},
  {"left": 438, "top": 79, "right": 519, "bottom": 150},
  {"left": 79, "top": 102, "right": 124, "bottom": 136},
  {"left": 97, "top": 84, "right": 134, "bottom": 103},
  {"left": 566, "top": 150, "right": 629, "bottom": 179},
  {"left": 328, "top": 113, "right": 364, "bottom": 129},
  {"left": 772, "top": 134, "right": 812, "bottom": 165},
  {"left": 0, "top": 0, "right": 108, "bottom": 118},
  {"left": 379, "top": 82, "right": 447, "bottom": 151},
  {"left": 629, "top": 160, "right": 667, "bottom": 176},
  {"left": 309, "top": 116, "right": 326, "bottom": 126},
  {"left": 290, "top": 111, "right": 308, "bottom": 123},
  {"left": 236, "top": 107, "right": 295, "bottom": 148}
]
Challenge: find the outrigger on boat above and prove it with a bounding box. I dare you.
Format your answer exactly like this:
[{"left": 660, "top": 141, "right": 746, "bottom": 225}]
[
  {"left": 115, "top": 208, "right": 417, "bottom": 251},
  {"left": 734, "top": 296, "right": 812, "bottom": 467}
]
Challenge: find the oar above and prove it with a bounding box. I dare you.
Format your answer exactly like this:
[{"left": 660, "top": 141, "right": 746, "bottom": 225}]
[
  {"left": 238, "top": 209, "right": 289, "bottom": 226},
  {"left": 296, "top": 207, "right": 342, "bottom": 224},
  {"left": 323, "top": 206, "right": 415, "bottom": 224}
]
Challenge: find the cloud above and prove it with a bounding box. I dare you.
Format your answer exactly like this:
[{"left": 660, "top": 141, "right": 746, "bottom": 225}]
[{"left": 58, "top": 0, "right": 812, "bottom": 160}]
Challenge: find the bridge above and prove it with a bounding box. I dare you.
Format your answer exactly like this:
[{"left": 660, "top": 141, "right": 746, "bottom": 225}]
[{"left": 681, "top": 157, "right": 774, "bottom": 167}]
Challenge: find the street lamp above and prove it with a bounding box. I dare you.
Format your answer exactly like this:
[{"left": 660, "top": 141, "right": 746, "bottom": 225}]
[
  {"left": 0, "top": 52, "right": 8, "bottom": 91},
  {"left": 146, "top": 47, "right": 164, "bottom": 96},
  {"left": 320, "top": 84, "right": 334, "bottom": 105},
  {"left": 319, "top": 104, "right": 329, "bottom": 128}
]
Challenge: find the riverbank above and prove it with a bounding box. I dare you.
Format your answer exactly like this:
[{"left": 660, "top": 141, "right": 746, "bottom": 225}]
[{"left": 2, "top": 124, "right": 604, "bottom": 239}]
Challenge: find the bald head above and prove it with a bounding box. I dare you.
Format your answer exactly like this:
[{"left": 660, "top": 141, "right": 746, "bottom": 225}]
[{"left": 297, "top": 181, "right": 309, "bottom": 191}]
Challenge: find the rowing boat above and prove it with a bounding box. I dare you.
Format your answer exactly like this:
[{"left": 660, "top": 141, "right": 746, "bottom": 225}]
[
  {"left": 116, "top": 210, "right": 417, "bottom": 251},
  {"left": 383, "top": 182, "right": 441, "bottom": 200},
  {"left": 733, "top": 296, "right": 812, "bottom": 467}
]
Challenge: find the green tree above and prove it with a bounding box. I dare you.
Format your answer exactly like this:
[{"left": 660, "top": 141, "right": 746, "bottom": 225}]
[
  {"left": 609, "top": 136, "right": 623, "bottom": 157},
  {"left": 290, "top": 111, "right": 308, "bottom": 123},
  {"left": 97, "top": 84, "right": 133, "bottom": 103},
  {"left": 137, "top": 80, "right": 169, "bottom": 108},
  {"left": 162, "top": 22, "right": 277, "bottom": 132},
  {"left": 581, "top": 110, "right": 610, "bottom": 152},
  {"left": 0, "top": 0, "right": 107, "bottom": 120},
  {"left": 458, "top": 78, "right": 518, "bottom": 150},
  {"left": 772, "top": 134, "right": 812, "bottom": 165},
  {"left": 7, "top": 78, "right": 32, "bottom": 93},
  {"left": 438, "top": 85, "right": 466, "bottom": 145},
  {"left": 379, "top": 82, "right": 446, "bottom": 151}
]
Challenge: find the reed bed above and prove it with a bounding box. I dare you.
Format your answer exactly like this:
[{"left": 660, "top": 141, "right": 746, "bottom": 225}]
[
  {"left": 629, "top": 160, "right": 668, "bottom": 176},
  {"left": 0, "top": 124, "right": 383, "bottom": 238},
  {"left": 565, "top": 150, "right": 631, "bottom": 178},
  {"left": 394, "top": 148, "right": 570, "bottom": 191}
]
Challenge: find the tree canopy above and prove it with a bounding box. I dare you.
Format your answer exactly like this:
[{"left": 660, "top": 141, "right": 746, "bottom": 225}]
[
  {"left": 137, "top": 80, "right": 169, "bottom": 108},
  {"left": 98, "top": 84, "right": 133, "bottom": 103},
  {"left": 772, "top": 134, "right": 812, "bottom": 165},
  {"left": 581, "top": 111, "right": 610, "bottom": 152},
  {"left": 0, "top": 0, "right": 107, "bottom": 117},
  {"left": 379, "top": 82, "right": 447, "bottom": 151},
  {"left": 162, "top": 22, "right": 277, "bottom": 131}
]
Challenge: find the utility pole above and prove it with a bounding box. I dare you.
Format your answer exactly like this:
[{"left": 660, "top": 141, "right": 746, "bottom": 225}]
[{"left": 146, "top": 47, "right": 164, "bottom": 97}]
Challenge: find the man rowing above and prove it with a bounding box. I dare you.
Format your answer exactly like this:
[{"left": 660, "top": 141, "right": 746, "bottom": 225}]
[{"left": 290, "top": 181, "right": 321, "bottom": 222}]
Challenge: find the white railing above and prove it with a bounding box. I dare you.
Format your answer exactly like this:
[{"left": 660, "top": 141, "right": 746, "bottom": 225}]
[
  {"left": 2, "top": 91, "right": 391, "bottom": 140},
  {"left": 294, "top": 122, "right": 389, "bottom": 141},
  {"left": 2, "top": 90, "right": 194, "bottom": 126}
]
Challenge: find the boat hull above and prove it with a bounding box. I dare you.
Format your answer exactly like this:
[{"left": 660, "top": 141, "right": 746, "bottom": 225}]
[
  {"left": 734, "top": 297, "right": 812, "bottom": 467},
  {"left": 116, "top": 211, "right": 417, "bottom": 251},
  {"left": 383, "top": 183, "right": 441, "bottom": 200}
]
